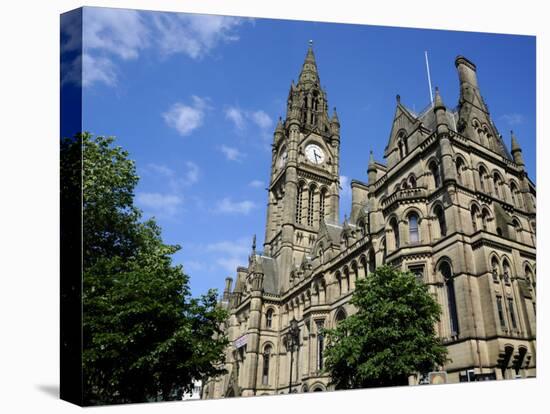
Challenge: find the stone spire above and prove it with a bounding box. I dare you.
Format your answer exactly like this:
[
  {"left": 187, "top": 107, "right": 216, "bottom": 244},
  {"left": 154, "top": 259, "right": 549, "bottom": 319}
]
[
  {"left": 368, "top": 150, "right": 377, "bottom": 183},
  {"left": 433, "top": 86, "right": 449, "bottom": 134},
  {"left": 330, "top": 107, "right": 340, "bottom": 125},
  {"left": 433, "top": 86, "right": 446, "bottom": 111},
  {"left": 511, "top": 130, "right": 525, "bottom": 167},
  {"left": 298, "top": 40, "right": 320, "bottom": 88}
]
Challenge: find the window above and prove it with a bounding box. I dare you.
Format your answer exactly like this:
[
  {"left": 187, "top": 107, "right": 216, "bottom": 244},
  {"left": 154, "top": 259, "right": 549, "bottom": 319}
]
[
  {"left": 502, "top": 260, "right": 511, "bottom": 284},
  {"left": 390, "top": 217, "right": 400, "bottom": 249},
  {"left": 471, "top": 205, "right": 479, "bottom": 232},
  {"left": 430, "top": 162, "right": 441, "bottom": 188},
  {"left": 479, "top": 167, "right": 487, "bottom": 192},
  {"left": 496, "top": 296, "right": 506, "bottom": 328},
  {"left": 456, "top": 158, "right": 464, "bottom": 185},
  {"left": 481, "top": 209, "right": 490, "bottom": 231},
  {"left": 335, "top": 310, "right": 346, "bottom": 325},
  {"left": 434, "top": 206, "right": 447, "bottom": 237},
  {"left": 512, "top": 219, "right": 521, "bottom": 242},
  {"left": 525, "top": 265, "right": 533, "bottom": 285},
  {"left": 368, "top": 249, "right": 376, "bottom": 273},
  {"left": 319, "top": 189, "right": 326, "bottom": 224},
  {"left": 408, "top": 213, "right": 420, "bottom": 243},
  {"left": 266, "top": 309, "right": 274, "bottom": 329},
  {"left": 316, "top": 321, "right": 325, "bottom": 371},
  {"left": 296, "top": 184, "right": 304, "bottom": 223},
  {"left": 441, "top": 262, "right": 459, "bottom": 336},
  {"left": 262, "top": 345, "right": 272, "bottom": 385},
  {"left": 408, "top": 175, "right": 417, "bottom": 188},
  {"left": 511, "top": 183, "right": 523, "bottom": 209},
  {"left": 307, "top": 186, "right": 316, "bottom": 226},
  {"left": 409, "top": 264, "right": 425, "bottom": 283},
  {"left": 491, "top": 258, "right": 500, "bottom": 282},
  {"left": 493, "top": 173, "right": 501, "bottom": 198},
  {"left": 508, "top": 298, "right": 517, "bottom": 330}
]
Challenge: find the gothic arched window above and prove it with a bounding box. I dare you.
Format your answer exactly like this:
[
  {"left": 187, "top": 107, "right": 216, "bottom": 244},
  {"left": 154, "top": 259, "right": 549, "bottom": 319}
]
[
  {"left": 266, "top": 309, "right": 274, "bottom": 329},
  {"left": 440, "top": 261, "right": 459, "bottom": 336},
  {"left": 491, "top": 257, "right": 500, "bottom": 282},
  {"left": 430, "top": 161, "right": 441, "bottom": 188},
  {"left": 502, "top": 259, "right": 511, "bottom": 284},
  {"left": 511, "top": 182, "right": 523, "bottom": 209},
  {"left": 296, "top": 183, "right": 305, "bottom": 224},
  {"left": 481, "top": 208, "right": 491, "bottom": 231},
  {"left": 408, "top": 213, "right": 420, "bottom": 243},
  {"left": 368, "top": 248, "right": 376, "bottom": 274},
  {"left": 307, "top": 185, "right": 316, "bottom": 226},
  {"left": 479, "top": 166, "right": 487, "bottom": 192},
  {"left": 408, "top": 175, "right": 417, "bottom": 188},
  {"left": 390, "top": 217, "right": 400, "bottom": 249},
  {"left": 456, "top": 158, "right": 465, "bottom": 185},
  {"left": 512, "top": 219, "right": 521, "bottom": 242},
  {"left": 525, "top": 265, "right": 533, "bottom": 285},
  {"left": 335, "top": 309, "right": 346, "bottom": 325},
  {"left": 493, "top": 173, "right": 501, "bottom": 199},
  {"left": 319, "top": 188, "right": 327, "bottom": 224},
  {"left": 434, "top": 205, "right": 447, "bottom": 238},
  {"left": 471, "top": 205, "right": 480, "bottom": 232},
  {"left": 262, "top": 345, "right": 272, "bottom": 385}
]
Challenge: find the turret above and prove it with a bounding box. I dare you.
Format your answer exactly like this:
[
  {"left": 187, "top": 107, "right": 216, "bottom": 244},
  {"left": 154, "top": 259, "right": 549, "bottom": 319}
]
[
  {"left": 433, "top": 87, "right": 456, "bottom": 184},
  {"left": 223, "top": 277, "right": 233, "bottom": 302},
  {"left": 330, "top": 107, "right": 340, "bottom": 137},
  {"left": 367, "top": 150, "right": 377, "bottom": 184},
  {"left": 455, "top": 55, "right": 479, "bottom": 90},
  {"left": 511, "top": 130, "right": 525, "bottom": 167},
  {"left": 433, "top": 86, "right": 449, "bottom": 135}
]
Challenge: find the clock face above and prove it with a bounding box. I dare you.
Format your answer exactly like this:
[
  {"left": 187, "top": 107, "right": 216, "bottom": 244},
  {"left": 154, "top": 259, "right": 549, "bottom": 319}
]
[
  {"left": 278, "top": 150, "right": 288, "bottom": 168},
  {"left": 305, "top": 144, "right": 325, "bottom": 165}
]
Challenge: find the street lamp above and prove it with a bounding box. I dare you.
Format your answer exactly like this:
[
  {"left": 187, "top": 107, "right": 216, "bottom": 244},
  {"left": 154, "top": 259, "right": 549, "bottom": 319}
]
[{"left": 284, "top": 317, "right": 300, "bottom": 394}]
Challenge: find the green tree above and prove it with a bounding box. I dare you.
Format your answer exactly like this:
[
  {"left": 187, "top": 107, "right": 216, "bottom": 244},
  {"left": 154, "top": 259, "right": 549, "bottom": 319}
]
[
  {"left": 323, "top": 265, "right": 447, "bottom": 389},
  {"left": 61, "top": 133, "right": 228, "bottom": 405}
]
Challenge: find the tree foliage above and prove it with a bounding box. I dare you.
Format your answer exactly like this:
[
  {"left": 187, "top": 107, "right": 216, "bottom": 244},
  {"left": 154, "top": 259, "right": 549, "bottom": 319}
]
[
  {"left": 61, "top": 133, "right": 228, "bottom": 405},
  {"left": 323, "top": 265, "right": 447, "bottom": 389}
]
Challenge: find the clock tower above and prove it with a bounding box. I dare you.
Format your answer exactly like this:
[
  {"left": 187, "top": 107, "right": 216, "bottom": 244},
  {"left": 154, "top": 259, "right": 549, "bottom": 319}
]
[{"left": 264, "top": 42, "right": 341, "bottom": 293}]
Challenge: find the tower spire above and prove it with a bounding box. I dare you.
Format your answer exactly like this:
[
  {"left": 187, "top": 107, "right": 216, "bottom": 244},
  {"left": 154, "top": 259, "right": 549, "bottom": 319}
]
[{"left": 298, "top": 40, "right": 320, "bottom": 87}]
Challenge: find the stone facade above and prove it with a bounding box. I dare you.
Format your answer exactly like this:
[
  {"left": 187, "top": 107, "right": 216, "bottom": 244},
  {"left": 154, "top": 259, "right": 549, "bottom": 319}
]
[{"left": 203, "top": 44, "right": 536, "bottom": 399}]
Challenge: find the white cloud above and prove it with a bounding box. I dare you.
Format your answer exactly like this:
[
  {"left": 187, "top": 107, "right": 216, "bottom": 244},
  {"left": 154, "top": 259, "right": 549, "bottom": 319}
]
[
  {"left": 145, "top": 161, "right": 199, "bottom": 190},
  {"left": 224, "top": 106, "right": 246, "bottom": 131},
  {"left": 219, "top": 145, "right": 245, "bottom": 162},
  {"left": 136, "top": 192, "right": 183, "bottom": 217},
  {"left": 214, "top": 197, "right": 256, "bottom": 215},
  {"left": 183, "top": 161, "right": 200, "bottom": 185},
  {"left": 152, "top": 13, "right": 245, "bottom": 59},
  {"left": 249, "top": 180, "right": 265, "bottom": 188},
  {"left": 205, "top": 238, "right": 251, "bottom": 273},
  {"left": 224, "top": 106, "right": 273, "bottom": 136},
  {"left": 162, "top": 96, "right": 208, "bottom": 137},
  {"left": 250, "top": 110, "right": 273, "bottom": 130},
  {"left": 340, "top": 175, "right": 352, "bottom": 199},
  {"left": 499, "top": 113, "right": 525, "bottom": 126},
  {"left": 74, "top": 9, "right": 249, "bottom": 87},
  {"left": 82, "top": 53, "right": 118, "bottom": 87},
  {"left": 84, "top": 8, "right": 149, "bottom": 59}
]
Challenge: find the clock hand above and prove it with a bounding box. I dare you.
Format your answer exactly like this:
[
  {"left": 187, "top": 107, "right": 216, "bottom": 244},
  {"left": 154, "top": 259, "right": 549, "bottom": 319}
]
[{"left": 313, "top": 150, "right": 320, "bottom": 163}]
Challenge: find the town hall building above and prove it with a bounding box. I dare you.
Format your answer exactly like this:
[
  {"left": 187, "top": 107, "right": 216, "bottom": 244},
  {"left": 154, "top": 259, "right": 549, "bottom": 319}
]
[{"left": 203, "top": 43, "right": 537, "bottom": 398}]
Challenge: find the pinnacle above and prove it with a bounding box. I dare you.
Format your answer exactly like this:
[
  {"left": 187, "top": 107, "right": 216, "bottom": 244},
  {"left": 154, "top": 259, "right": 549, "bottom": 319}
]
[
  {"left": 433, "top": 86, "right": 446, "bottom": 110},
  {"left": 511, "top": 130, "right": 521, "bottom": 152}
]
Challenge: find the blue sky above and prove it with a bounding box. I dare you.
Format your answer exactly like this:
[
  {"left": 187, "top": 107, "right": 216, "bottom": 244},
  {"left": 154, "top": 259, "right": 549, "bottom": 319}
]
[{"left": 68, "top": 6, "right": 536, "bottom": 297}]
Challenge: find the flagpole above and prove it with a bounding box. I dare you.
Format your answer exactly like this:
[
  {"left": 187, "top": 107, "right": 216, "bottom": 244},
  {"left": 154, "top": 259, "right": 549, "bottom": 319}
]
[{"left": 425, "top": 51, "right": 434, "bottom": 105}]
